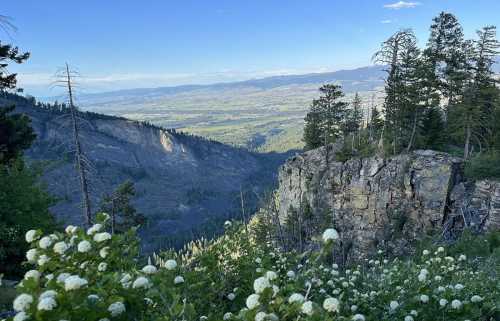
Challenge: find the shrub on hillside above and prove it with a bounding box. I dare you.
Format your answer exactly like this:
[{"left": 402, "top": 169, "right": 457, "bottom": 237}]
[{"left": 6, "top": 215, "right": 499, "bottom": 321}]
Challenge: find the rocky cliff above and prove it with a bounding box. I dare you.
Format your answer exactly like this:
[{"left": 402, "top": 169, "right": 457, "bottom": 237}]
[
  {"left": 3, "top": 95, "right": 289, "bottom": 249},
  {"left": 277, "top": 144, "right": 500, "bottom": 259}
]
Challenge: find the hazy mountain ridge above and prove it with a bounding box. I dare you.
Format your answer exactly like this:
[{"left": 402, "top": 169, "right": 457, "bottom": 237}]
[
  {"left": 63, "top": 66, "right": 386, "bottom": 152},
  {"left": 3, "top": 94, "right": 290, "bottom": 249}
]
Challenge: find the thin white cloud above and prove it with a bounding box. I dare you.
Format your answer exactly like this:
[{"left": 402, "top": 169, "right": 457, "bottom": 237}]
[
  {"left": 383, "top": 1, "right": 421, "bottom": 9},
  {"left": 380, "top": 19, "right": 393, "bottom": 24}
]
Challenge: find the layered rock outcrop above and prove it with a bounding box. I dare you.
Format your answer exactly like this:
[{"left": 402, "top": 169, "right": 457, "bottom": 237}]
[{"left": 277, "top": 144, "right": 500, "bottom": 259}]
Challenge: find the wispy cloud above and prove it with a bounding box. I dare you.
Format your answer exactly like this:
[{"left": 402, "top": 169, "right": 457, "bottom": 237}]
[
  {"left": 383, "top": 1, "right": 421, "bottom": 9},
  {"left": 380, "top": 19, "right": 393, "bottom": 24}
]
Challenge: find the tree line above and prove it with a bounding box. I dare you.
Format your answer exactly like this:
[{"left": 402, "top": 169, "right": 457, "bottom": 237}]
[{"left": 304, "top": 12, "right": 500, "bottom": 162}]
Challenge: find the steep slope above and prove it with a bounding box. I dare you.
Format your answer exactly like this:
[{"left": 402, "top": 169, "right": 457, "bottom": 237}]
[
  {"left": 2, "top": 94, "right": 289, "bottom": 249},
  {"left": 277, "top": 144, "right": 500, "bottom": 260}
]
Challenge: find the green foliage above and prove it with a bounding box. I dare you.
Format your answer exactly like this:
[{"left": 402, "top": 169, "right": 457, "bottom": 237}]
[
  {"left": 99, "top": 181, "right": 145, "bottom": 234},
  {"left": 7, "top": 217, "right": 499, "bottom": 321},
  {"left": 464, "top": 152, "right": 500, "bottom": 181},
  {"left": 303, "top": 84, "right": 349, "bottom": 150},
  {"left": 0, "top": 105, "right": 36, "bottom": 164},
  {"left": 0, "top": 159, "right": 57, "bottom": 278},
  {"left": 0, "top": 40, "right": 30, "bottom": 90}
]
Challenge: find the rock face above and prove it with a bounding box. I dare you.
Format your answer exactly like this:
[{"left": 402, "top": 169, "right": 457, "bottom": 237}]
[{"left": 277, "top": 144, "right": 500, "bottom": 259}]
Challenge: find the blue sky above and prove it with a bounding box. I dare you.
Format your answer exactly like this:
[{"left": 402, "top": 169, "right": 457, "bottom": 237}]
[{"left": 2, "top": 0, "right": 499, "bottom": 96}]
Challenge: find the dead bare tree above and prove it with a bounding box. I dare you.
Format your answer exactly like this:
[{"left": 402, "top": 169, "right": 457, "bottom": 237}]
[{"left": 52, "top": 64, "right": 93, "bottom": 226}]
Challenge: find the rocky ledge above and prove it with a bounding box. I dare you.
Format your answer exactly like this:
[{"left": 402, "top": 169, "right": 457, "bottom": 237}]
[{"left": 277, "top": 145, "right": 500, "bottom": 260}]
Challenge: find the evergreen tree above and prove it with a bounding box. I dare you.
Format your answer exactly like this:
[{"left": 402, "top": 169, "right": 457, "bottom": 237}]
[
  {"left": 0, "top": 41, "right": 30, "bottom": 90},
  {"left": 344, "top": 93, "right": 363, "bottom": 149},
  {"left": 303, "top": 84, "right": 348, "bottom": 149},
  {"left": 425, "top": 12, "right": 468, "bottom": 108},
  {"left": 373, "top": 29, "right": 422, "bottom": 154},
  {"left": 420, "top": 106, "right": 446, "bottom": 150},
  {"left": 0, "top": 105, "right": 36, "bottom": 164},
  {"left": 303, "top": 104, "right": 323, "bottom": 150},
  {"left": 99, "top": 180, "right": 145, "bottom": 234}
]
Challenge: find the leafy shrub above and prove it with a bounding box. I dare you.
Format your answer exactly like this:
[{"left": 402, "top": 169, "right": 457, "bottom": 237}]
[
  {"left": 6, "top": 215, "right": 499, "bottom": 321},
  {"left": 465, "top": 152, "right": 500, "bottom": 181}
]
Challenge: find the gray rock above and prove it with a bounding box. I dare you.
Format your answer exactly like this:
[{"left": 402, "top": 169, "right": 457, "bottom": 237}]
[{"left": 277, "top": 144, "right": 500, "bottom": 260}]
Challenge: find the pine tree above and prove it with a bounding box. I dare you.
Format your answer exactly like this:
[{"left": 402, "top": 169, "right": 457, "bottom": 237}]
[
  {"left": 373, "top": 29, "right": 422, "bottom": 154},
  {"left": 100, "top": 180, "right": 145, "bottom": 234},
  {"left": 425, "top": 12, "right": 468, "bottom": 109},
  {"left": 344, "top": 92, "right": 363, "bottom": 149},
  {"left": 303, "top": 104, "right": 323, "bottom": 150},
  {"left": 303, "top": 84, "right": 348, "bottom": 149}
]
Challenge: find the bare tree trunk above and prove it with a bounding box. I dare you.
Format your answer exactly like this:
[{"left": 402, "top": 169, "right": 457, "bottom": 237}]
[
  {"left": 65, "top": 63, "right": 92, "bottom": 227},
  {"left": 111, "top": 198, "right": 116, "bottom": 234},
  {"left": 464, "top": 120, "right": 471, "bottom": 159},
  {"left": 240, "top": 186, "right": 248, "bottom": 234},
  {"left": 406, "top": 108, "right": 419, "bottom": 153}
]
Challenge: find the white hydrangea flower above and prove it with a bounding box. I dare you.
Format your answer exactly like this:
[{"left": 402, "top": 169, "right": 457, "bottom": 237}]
[
  {"left": 13, "top": 294, "right": 33, "bottom": 312},
  {"left": 351, "top": 305, "right": 358, "bottom": 312},
  {"left": 142, "top": 265, "right": 157, "bottom": 274},
  {"left": 451, "top": 299, "right": 462, "bottom": 309},
  {"left": 301, "top": 301, "right": 313, "bottom": 316},
  {"left": 53, "top": 241, "right": 69, "bottom": 254},
  {"left": 13, "top": 312, "right": 29, "bottom": 321},
  {"left": 404, "top": 316, "right": 414, "bottom": 321},
  {"left": 288, "top": 293, "right": 305, "bottom": 304},
  {"left": 322, "top": 228, "right": 339, "bottom": 242},
  {"left": 98, "top": 262, "right": 108, "bottom": 272},
  {"left": 37, "top": 297, "right": 57, "bottom": 311},
  {"left": 437, "top": 247, "right": 445, "bottom": 253},
  {"left": 56, "top": 273, "right": 71, "bottom": 284},
  {"left": 471, "top": 295, "right": 483, "bottom": 303},
  {"left": 25, "top": 230, "right": 38, "bottom": 243},
  {"left": 459, "top": 254, "right": 467, "bottom": 261},
  {"left": 420, "top": 294, "right": 429, "bottom": 303},
  {"left": 38, "top": 236, "right": 53, "bottom": 249},
  {"left": 255, "top": 257, "right": 262, "bottom": 264},
  {"left": 323, "top": 297, "right": 339, "bottom": 313},
  {"left": 93, "top": 232, "right": 111, "bottom": 243},
  {"left": 174, "top": 276, "right": 185, "bottom": 284},
  {"left": 454, "top": 284, "right": 464, "bottom": 290},
  {"left": 253, "top": 276, "right": 270, "bottom": 294},
  {"left": 389, "top": 300, "right": 399, "bottom": 311},
  {"left": 87, "top": 223, "right": 103, "bottom": 235},
  {"left": 99, "top": 246, "right": 110, "bottom": 258},
  {"left": 26, "top": 249, "right": 37, "bottom": 262},
  {"left": 88, "top": 294, "right": 100, "bottom": 301},
  {"left": 227, "top": 293, "right": 236, "bottom": 301},
  {"left": 165, "top": 259, "right": 177, "bottom": 270},
  {"left": 40, "top": 290, "right": 57, "bottom": 300},
  {"left": 132, "top": 276, "right": 150, "bottom": 289},
  {"left": 65, "top": 225, "right": 77, "bottom": 234},
  {"left": 286, "top": 270, "right": 295, "bottom": 278},
  {"left": 37, "top": 254, "right": 50, "bottom": 266},
  {"left": 64, "top": 275, "right": 88, "bottom": 290},
  {"left": 352, "top": 314, "right": 365, "bottom": 321},
  {"left": 265, "top": 270, "right": 278, "bottom": 281},
  {"left": 255, "top": 311, "right": 266, "bottom": 321},
  {"left": 246, "top": 294, "right": 260, "bottom": 309},
  {"left": 77, "top": 240, "right": 91, "bottom": 253},
  {"left": 24, "top": 270, "right": 40, "bottom": 281},
  {"left": 120, "top": 273, "right": 132, "bottom": 288},
  {"left": 223, "top": 312, "right": 233, "bottom": 321},
  {"left": 108, "top": 302, "right": 126, "bottom": 317},
  {"left": 439, "top": 299, "right": 448, "bottom": 307},
  {"left": 422, "top": 249, "right": 430, "bottom": 255}
]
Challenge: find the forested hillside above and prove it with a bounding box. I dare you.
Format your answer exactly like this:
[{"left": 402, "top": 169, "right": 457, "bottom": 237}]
[{"left": 1, "top": 92, "right": 290, "bottom": 251}]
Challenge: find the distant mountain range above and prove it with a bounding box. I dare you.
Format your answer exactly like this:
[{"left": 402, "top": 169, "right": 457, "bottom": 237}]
[
  {"left": 65, "top": 65, "right": 386, "bottom": 152},
  {"left": 48, "top": 60, "right": 499, "bottom": 152},
  {"left": 73, "top": 65, "right": 386, "bottom": 107}
]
